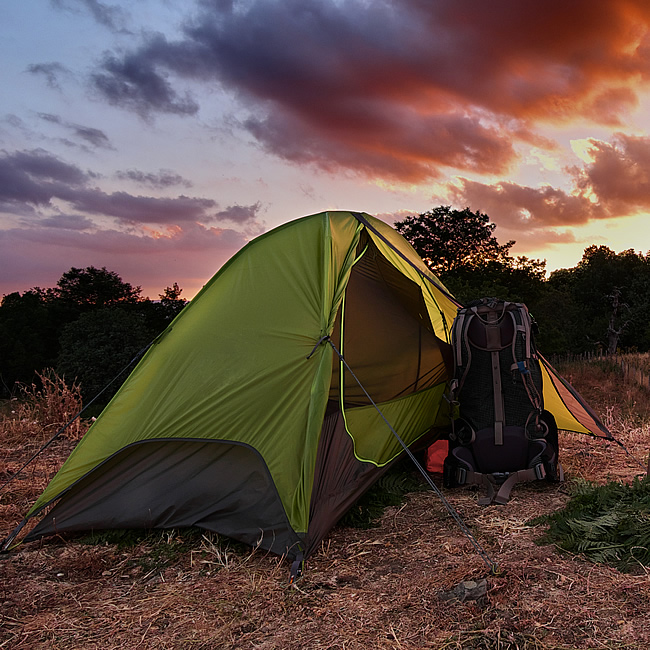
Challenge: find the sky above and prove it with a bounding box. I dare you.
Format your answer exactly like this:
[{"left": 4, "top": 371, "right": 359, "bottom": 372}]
[{"left": 3, "top": 0, "right": 650, "bottom": 300}]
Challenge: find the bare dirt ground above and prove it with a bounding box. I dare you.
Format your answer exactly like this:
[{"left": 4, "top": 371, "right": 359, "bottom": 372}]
[{"left": 2, "top": 364, "right": 650, "bottom": 649}]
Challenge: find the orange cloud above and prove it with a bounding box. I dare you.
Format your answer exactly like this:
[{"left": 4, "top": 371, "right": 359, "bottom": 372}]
[
  {"left": 446, "top": 131, "right": 650, "bottom": 249},
  {"left": 574, "top": 133, "right": 650, "bottom": 212},
  {"left": 449, "top": 178, "right": 607, "bottom": 231}
]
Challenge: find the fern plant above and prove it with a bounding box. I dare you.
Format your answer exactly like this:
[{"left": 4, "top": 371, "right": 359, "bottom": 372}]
[{"left": 532, "top": 476, "right": 650, "bottom": 572}]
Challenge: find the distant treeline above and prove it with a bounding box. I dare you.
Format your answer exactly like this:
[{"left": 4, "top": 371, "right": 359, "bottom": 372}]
[
  {"left": 0, "top": 266, "right": 186, "bottom": 402},
  {"left": 395, "top": 207, "right": 650, "bottom": 359},
  {"left": 3, "top": 207, "right": 650, "bottom": 402}
]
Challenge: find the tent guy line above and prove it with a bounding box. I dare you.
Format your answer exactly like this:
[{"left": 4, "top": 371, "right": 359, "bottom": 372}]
[
  {"left": 0, "top": 341, "right": 154, "bottom": 552},
  {"left": 326, "top": 335, "right": 498, "bottom": 574}
]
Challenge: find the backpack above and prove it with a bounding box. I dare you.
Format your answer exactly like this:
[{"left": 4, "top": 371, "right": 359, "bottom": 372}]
[{"left": 443, "top": 298, "right": 563, "bottom": 505}]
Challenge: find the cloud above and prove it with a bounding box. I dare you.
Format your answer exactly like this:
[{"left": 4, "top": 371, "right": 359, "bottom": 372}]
[
  {"left": 90, "top": 48, "right": 199, "bottom": 119},
  {"left": 449, "top": 178, "right": 608, "bottom": 233},
  {"left": 50, "top": 0, "right": 131, "bottom": 33},
  {"left": 7, "top": 149, "right": 89, "bottom": 185},
  {"left": 62, "top": 189, "right": 218, "bottom": 224},
  {"left": 0, "top": 149, "right": 259, "bottom": 228},
  {"left": 444, "top": 132, "right": 650, "bottom": 249},
  {"left": 38, "top": 113, "right": 114, "bottom": 149},
  {"left": 83, "top": 0, "right": 650, "bottom": 180},
  {"left": 214, "top": 202, "right": 262, "bottom": 223},
  {"left": 572, "top": 133, "right": 650, "bottom": 214},
  {"left": 0, "top": 149, "right": 89, "bottom": 207},
  {"left": 442, "top": 130, "right": 650, "bottom": 248},
  {"left": 242, "top": 107, "right": 516, "bottom": 181},
  {"left": 115, "top": 168, "right": 193, "bottom": 189},
  {"left": 25, "top": 62, "right": 70, "bottom": 90},
  {"left": 583, "top": 87, "right": 639, "bottom": 126},
  {"left": 0, "top": 222, "right": 249, "bottom": 299},
  {"left": 40, "top": 214, "right": 96, "bottom": 230}
]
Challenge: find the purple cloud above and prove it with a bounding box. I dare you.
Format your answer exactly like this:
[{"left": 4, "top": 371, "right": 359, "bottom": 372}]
[
  {"left": 0, "top": 149, "right": 88, "bottom": 207},
  {"left": 91, "top": 49, "right": 199, "bottom": 119},
  {"left": 115, "top": 168, "right": 193, "bottom": 189},
  {"left": 215, "top": 202, "right": 262, "bottom": 224},
  {"left": 62, "top": 189, "right": 218, "bottom": 224},
  {"left": 38, "top": 113, "right": 114, "bottom": 149},
  {"left": 39, "top": 214, "right": 96, "bottom": 230},
  {"left": 0, "top": 149, "right": 261, "bottom": 230},
  {"left": 51, "top": 0, "right": 131, "bottom": 33},
  {"left": 25, "top": 62, "right": 70, "bottom": 90},
  {"left": 83, "top": 0, "right": 650, "bottom": 182}
]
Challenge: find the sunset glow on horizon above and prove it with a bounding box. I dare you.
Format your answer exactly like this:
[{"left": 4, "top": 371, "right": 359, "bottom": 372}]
[{"left": 3, "top": 0, "right": 650, "bottom": 300}]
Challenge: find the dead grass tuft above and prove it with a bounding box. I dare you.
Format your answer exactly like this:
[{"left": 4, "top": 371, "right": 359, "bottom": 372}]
[
  {"left": 1, "top": 371, "right": 89, "bottom": 547},
  {"left": 0, "top": 370, "right": 87, "bottom": 447}
]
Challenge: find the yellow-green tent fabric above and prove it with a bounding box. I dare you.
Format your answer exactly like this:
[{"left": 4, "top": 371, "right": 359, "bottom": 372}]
[{"left": 19, "top": 212, "right": 457, "bottom": 558}]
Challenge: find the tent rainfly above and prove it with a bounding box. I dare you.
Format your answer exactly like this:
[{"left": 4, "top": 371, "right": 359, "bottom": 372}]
[{"left": 7, "top": 211, "right": 609, "bottom": 561}]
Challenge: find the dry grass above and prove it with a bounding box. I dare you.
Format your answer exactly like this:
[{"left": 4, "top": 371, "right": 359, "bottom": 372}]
[
  {"left": 2, "top": 364, "right": 650, "bottom": 649},
  {"left": 0, "top": 371, "right": 89, "bottom": 543},
  {"left": 0, "top": 370, "right": 87, "bottom": 446}
]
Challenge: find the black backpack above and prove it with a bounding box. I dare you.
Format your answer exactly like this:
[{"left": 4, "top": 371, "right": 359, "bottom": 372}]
[{"left": 443, "top": 298, "right": 563, "bottom": 504}]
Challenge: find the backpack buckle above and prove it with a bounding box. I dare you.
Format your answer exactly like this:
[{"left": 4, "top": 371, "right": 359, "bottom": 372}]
[
  {"left": 534, "top": 463, "right": 546, "bottom": 480},
  {"left": 456, "top": 467, "right": 467, "bottom": 485}
]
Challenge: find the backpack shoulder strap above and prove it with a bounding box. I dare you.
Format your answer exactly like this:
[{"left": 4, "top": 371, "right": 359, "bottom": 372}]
[
  {"left": 452, "top": 309, "right": 474, "bottom": 395},
  {"left": 485, "top": 309, "right": 505, "bottom": 445}
]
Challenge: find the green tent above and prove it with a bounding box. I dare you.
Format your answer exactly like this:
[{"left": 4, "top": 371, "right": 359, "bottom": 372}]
[{"left": 13, "top": 211, "right": 607, "bottom": 560}]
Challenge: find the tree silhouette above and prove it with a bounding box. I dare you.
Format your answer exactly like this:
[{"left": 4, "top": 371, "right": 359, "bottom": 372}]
[
  {"left": 54, "top": 266, "right": 141, "bottom": 308},
  {"left": 395, "top": 206, "right": 546, "bottom": 307},
  {"left": 394, "top": 206, "right": 514, "bottom": 274}
]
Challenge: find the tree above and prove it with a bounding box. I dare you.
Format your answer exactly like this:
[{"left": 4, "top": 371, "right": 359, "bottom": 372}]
[
  {"left": 0, "top": 291, "right": 58, "bottom": 395},
  {"left": 394, "top": 206, "right": 514, "bottom": 274},
  {"left": 158, "top": 282, "right": 187, "bottom": 322},
  {"left": 57, "top": 308, "right": 155, "bottom": 403},
  {"left": 395, "top": 206, "right": 547, "bottom": 308},
  {"left": 134, "top": 282, "right": 188, "bottom": 334},
  {"left": 160, "top": 283, "right": 183, "bottom": 302},
  {"left": 548, "top": 246, "right": 650, "bottom": 353},
  {"left": 54, "top": 266, "right": 142, "bottom": 308},
  {"left": 0, "top": 268, "right": 187, "bottom": 398},
  {"left": 605, "top": 287, "right": 629, "bottom": 354}
]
